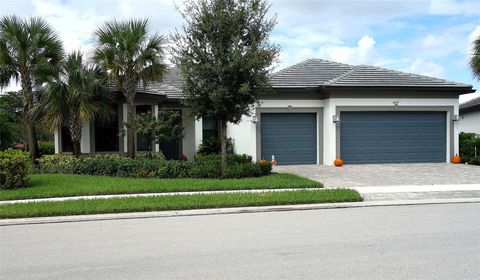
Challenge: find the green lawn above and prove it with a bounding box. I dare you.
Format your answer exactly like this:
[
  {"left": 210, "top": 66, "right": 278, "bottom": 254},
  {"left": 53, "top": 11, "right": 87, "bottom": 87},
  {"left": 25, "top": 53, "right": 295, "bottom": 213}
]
[
  {"left": 0, "top": 173, "right": 322, "bottom": 201},
  {"left": 0, "top": 189, "right": 362, "bottom": 218}
]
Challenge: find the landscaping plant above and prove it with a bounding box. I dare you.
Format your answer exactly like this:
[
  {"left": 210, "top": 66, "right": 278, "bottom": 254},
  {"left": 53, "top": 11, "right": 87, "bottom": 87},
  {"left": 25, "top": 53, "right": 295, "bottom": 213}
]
[
  {"left": 124, "top": 111, "right": 184, "bottom": 157},
  {"left": 0, "top": 16, "right": 63, "bottom": 160},
  {"left": 93, "top": 19, "right": 167, "bottom": 158},
  {"left": 0, "top": 149, "right": 31, "bottom": 189},
  {"left": 38, "top": 51, "right": 113, "bottom": 157},
  {"left": 172, "top": 0, "right": 280, "bottom": 169},
  {"left": 459, "top": 132, "right": 480, "bottom": 165}
]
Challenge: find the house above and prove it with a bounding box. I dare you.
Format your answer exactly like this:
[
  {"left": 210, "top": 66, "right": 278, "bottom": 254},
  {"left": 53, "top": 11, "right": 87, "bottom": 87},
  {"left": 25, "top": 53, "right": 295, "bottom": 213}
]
[
  {"left": 457, "top": 96, "right": 480, "bottom": 134},
  {"left": 54, "top": 59, "right": 475, "bottom": 165}
]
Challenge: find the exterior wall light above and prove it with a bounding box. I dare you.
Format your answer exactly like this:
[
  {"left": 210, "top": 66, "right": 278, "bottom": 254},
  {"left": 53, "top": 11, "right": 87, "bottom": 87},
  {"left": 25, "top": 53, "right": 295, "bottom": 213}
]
[
  {"left": 251, "top": 115, "right": 259, "bottom": 123},
  {"left": 333, "top": 115, "right": 341, "bottom": 123},
  {"left": 452, "top": 115, "right": 460, "bottom": 121}
]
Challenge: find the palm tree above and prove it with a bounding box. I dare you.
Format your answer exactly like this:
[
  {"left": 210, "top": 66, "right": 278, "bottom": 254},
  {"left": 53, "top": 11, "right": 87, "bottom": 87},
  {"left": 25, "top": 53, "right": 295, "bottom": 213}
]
[
  {"left": 0, "top": 16, "right": 63, "bottom": 160},
  {"left": 39, "top": 51, "right": 113, "bottom": 157},
  {"left": 93, "top": 19, "right": 167, "bottom": 158},
  {"left": 470, "top": 35, "right": 480, "bottom": 80}
]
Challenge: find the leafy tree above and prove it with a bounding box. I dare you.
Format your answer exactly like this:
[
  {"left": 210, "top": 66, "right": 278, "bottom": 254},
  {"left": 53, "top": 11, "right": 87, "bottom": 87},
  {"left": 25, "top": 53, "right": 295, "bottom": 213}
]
[
  {"left": 470, "top": 34, "right": 480, "bottom": 79},
  {"left": 93, "top": 19, "right": 167, "bottom": 158},
  {"left": 38, "top": 51, "right": 113, "bottom": 157},
  {"left": 0, "top": 91, "right": 22, "bottom": 150},
  {"left": 0, "top": 16, "right": 63, "bottom": 160},
  {"left": 172, "top": 0, "right": 280, "bottom": 168},
  {"left": 124, "top": 111, "right": 184, "bottom": 157}
]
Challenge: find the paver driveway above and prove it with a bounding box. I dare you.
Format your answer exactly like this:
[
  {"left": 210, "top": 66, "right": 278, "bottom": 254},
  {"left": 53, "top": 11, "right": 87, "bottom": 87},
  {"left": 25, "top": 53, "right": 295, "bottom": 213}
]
[{"left": 274, "top": 163, "right": 480, "bottom": 188}]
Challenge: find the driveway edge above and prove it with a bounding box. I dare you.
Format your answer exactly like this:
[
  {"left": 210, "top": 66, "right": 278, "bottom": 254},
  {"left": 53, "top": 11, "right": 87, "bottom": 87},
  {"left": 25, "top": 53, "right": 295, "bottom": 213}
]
[{"left": 1, "top": 197, "right": 479, "bottom": 226}]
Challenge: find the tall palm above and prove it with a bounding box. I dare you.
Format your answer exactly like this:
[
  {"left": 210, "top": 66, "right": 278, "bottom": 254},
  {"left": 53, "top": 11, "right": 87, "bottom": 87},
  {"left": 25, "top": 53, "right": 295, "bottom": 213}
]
[
  {"left": 0, "top": 16, "right": 63, "bottom": 160},
  {"left": 39, "top": 51, "right": 113, "bottom": 157},
  {"left": 470, "top": 35, "right": 480, "bottom": 80},
  {"left": 93, "top": 18, "right": 167, "bottom": 158}
]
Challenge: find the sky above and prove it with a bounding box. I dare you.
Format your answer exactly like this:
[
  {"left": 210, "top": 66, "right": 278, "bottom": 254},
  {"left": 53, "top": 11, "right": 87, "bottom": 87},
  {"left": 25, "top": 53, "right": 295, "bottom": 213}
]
[{"left": 1, "top": 0, "right": 480, "bottom": 103}]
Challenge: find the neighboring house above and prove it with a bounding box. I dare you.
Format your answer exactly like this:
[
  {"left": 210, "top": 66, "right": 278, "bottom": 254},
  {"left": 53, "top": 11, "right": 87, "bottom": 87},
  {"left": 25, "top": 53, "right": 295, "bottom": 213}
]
[
  {"left": 458, "top": 96, "right": 480, "bottom": 134},
  {"left": 54, "top": 59, "right": 475, "bottom": 165}
]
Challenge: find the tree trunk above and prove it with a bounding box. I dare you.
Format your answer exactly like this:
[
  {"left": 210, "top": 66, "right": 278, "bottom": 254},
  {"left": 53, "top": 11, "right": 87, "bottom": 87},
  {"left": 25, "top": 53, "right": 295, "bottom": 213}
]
[
  {"left": 219, "top": 119, "right": 227, "bottom": 170},
  {"left": 72, "top": 141, "right": 81, "bottom": 157},
  {"left": 21, "top": 75, "right": 38, "bottom": 161},
  {"left": 126, "top": 98, "right": 136, "bottom": 159},
  {"left": 26, "top": 123, "right": 39, "bottom": 160}
]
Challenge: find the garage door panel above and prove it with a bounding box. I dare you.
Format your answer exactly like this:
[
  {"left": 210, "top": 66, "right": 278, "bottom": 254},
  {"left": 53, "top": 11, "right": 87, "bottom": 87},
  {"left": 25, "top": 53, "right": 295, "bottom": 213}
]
[
  {"left": 261, "top": 113, "right": 317, "bottom": 165},
  {"left": 340, "top": 111, "right": 446, "bottom": 164}
]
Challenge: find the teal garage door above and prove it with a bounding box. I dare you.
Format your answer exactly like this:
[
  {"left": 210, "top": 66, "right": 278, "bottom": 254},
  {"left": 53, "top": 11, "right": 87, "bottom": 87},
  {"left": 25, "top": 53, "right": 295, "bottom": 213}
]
[
  {"left": 340, "top": 111, "right": 446, "bottom": 164},
  {"left": 260, "top": 113, "right": 317, "bottom": 165}
]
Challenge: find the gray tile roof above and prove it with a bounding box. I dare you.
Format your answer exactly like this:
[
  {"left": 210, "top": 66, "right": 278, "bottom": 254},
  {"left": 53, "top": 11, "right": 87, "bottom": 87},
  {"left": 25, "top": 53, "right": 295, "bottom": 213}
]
[
  {"left": 140, "top": 58, "right": 474, "bottom": 99},
  {"left": 270, "top": 58, "right": 473, "bottom": 89},
  {"left": 460, "top": 96, "right": 480, "bottom": 112}
]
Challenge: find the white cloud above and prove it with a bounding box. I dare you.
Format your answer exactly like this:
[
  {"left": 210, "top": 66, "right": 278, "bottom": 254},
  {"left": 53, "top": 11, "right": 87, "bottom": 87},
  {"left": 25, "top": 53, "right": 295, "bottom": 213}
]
[
  {"left": 407, "top": 58, "right": 446, "bottom": 78},
  {"left": 429, "top": 0, "right": 480, "bottom": 16}
]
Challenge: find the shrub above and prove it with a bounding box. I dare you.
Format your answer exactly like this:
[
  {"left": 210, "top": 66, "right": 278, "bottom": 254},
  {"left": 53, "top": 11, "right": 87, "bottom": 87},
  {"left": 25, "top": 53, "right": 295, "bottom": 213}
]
[
  {"left": 197, "top": 136, "right": 234, "bottom": 155},
  {"left": 37, "top": 154, "right": 78, "bottom": 173},
  {"left": 0, "top": 149, "right": 31, "bottom": 189},
  {"left": 258, "top": 160, "right": 273, "bottom": 175},
  {"left": 469, "top": 156, "right": 480, "bottom": 165},
  {"left": 195, "top": 153, "right": 253, "bottom": 165},
  {"left": 459, "top": 132, "right": 480, "bottom": 164},
  {"left": 36, "top": 153, "right": 269, "bottom": 179},
  {"left": 38, "top": 141, "right": 55, "bottom": 157}
]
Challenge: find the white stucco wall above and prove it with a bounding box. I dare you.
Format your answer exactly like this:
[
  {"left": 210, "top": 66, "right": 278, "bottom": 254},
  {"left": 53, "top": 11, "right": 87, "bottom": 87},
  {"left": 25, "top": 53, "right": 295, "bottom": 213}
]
[
  {"left": 227, "top": 114, "right": 257, "bottom": 158},
  {"left": 457, "top": 111, "right": 480, "bottom": 134}
]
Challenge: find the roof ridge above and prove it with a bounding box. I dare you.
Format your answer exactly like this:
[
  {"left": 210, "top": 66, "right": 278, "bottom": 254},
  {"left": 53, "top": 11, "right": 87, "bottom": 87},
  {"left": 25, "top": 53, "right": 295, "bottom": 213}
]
[
  {"left": 272, "top": 58, "right": 355, "bottom": 76},
  {"left": 359, "top": 64, "right": 469, "bottom": 86},
  {"left": 325, "top": 65, "right": 359, "bottom": 85}
]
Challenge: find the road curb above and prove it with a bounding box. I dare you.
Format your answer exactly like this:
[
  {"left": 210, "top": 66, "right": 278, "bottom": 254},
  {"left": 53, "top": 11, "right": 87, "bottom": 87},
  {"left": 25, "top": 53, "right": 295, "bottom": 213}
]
[{"left": 1, "top": 197, "right": 479, "bottom": 226}]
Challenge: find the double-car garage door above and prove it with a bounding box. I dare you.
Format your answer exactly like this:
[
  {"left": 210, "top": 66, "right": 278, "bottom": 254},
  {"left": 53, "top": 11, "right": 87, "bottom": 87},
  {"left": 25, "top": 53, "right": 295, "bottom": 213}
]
[
  {"left": 260, "top": 111, "right": 447, "bottom": 165},
  {"left": 340, "top": 111, "right": 446, "bottom": 164}
]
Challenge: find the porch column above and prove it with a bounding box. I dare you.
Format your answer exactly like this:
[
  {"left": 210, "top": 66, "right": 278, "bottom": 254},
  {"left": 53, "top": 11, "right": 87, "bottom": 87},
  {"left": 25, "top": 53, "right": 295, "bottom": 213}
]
[
  {"left": 80, "top": 121, "right": 91, "bottom": 153},
  {"left": 153, "top": 104, "right": 159, "bottom": 152},
  {"left": 54, "top": 127, "right": 62, "bottom": 154}
]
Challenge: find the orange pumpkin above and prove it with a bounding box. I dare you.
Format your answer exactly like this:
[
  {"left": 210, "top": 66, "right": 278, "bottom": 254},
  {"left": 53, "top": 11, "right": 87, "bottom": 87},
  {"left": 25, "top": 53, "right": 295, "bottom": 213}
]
[
  {"left": 259, "top": 159, "right": 267, "bottom": 164},
  {"left": 334, "top": 159, "right": 344, "bottom": 167},
  {"left": 452, "top": 155, "right": 461, "bottom": 164}
]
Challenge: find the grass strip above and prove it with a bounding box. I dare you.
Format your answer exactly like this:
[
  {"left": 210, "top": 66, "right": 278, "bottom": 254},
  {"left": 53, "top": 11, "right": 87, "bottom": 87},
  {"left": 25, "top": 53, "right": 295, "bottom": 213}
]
[
  {"left": 0, "top": 173, "right": 322, "bottom": 201},
  {"left": 0, "top": 189, "right": 362, "bottom": 219}
]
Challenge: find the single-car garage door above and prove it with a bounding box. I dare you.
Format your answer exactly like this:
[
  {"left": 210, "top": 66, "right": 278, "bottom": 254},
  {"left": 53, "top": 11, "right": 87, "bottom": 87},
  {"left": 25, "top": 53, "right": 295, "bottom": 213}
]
[
  {"left": 261, "top": 113, "right": 317, "bottom": 165},
  {"left": 340, "top": 111, "right": 446, "bottom": 164}
]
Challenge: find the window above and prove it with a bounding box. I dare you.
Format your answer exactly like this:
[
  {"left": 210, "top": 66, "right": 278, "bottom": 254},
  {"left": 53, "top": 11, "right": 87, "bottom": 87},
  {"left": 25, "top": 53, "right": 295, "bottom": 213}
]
[{"left": 202, "top": 117, "right": 217, "bottom": 140}]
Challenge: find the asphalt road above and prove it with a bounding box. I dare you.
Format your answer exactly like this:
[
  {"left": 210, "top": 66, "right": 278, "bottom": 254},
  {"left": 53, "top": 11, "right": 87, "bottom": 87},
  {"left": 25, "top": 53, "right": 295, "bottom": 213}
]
[{"left": 1, "top": 203, "right": 479, "bottom": 280}]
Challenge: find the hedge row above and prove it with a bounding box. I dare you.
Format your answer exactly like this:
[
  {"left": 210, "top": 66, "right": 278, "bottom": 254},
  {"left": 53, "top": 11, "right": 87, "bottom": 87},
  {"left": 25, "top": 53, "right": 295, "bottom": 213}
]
[{"left": 36, "top": 153, "right": 272, "bottom": 179}]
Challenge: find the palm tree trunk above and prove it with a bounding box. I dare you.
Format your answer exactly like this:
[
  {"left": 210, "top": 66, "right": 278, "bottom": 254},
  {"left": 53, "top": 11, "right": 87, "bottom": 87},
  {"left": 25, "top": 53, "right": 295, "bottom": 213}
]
[
  {"left": 70, "top": 118, "right": 83, "bottom": 158},
  {"left": 72, "top": 141, "right": 81, "bottom": 157},
  {"left": 21, "top": 75, "right": 38, "bottom": 160},
  {"left": 126, "top": 96, "right": 136, "bottom": 159},
  {"left": 26, "top": 123, "right": 39, "bottom": 159}
]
